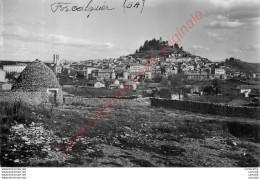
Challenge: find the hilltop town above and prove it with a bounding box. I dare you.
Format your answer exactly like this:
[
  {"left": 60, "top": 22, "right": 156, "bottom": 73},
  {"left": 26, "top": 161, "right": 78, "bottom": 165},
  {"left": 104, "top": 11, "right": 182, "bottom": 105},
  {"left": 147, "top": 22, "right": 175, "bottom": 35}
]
[
  {"left": 0, "top": 38, "right": 259, "bottom": 168},
  {"left": 1, "top": 38, "right": 259, "bottom": 106}
]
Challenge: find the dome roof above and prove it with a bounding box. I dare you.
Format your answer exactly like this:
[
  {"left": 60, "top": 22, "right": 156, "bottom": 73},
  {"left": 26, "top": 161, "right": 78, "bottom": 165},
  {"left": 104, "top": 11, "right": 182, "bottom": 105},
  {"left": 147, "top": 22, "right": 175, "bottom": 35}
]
[{"left": 13, "top": 60, "right": 61, "bottom": 91}]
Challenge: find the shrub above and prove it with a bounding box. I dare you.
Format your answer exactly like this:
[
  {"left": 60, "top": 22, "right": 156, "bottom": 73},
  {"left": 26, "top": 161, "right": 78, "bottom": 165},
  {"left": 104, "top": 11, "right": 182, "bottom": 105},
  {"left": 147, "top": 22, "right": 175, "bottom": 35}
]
[
  {"left": 38, "top": 104, "right": 56, "bottom": 119},
  {"left": 159, "top": 89, "right": 171, "bottom": 99},
  {"left": 0, "top": 101, "right": 36, "bottom": 127},
  {"left": 0, "top": 101, "right": 22, "bottom": 116}
]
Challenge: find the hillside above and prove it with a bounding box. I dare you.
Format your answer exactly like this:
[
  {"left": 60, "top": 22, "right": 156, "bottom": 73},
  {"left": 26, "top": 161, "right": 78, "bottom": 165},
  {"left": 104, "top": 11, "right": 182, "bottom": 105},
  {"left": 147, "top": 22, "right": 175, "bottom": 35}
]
[
  {"left": 129, "top": 39, "right": 259, "bottom": 77},
  {"left": 130, "top": 38, "right": 194, "bottom": 59},
  {"left": 224, "top": 58, "right": 260, "bottom": 75}
]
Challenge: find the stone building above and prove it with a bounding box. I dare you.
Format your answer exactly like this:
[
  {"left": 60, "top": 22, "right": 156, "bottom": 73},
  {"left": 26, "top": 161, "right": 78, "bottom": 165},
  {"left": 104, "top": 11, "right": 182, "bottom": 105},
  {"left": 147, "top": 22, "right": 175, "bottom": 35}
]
[
  {"left": 11, "top": 59, "right": 63, "bottom": 105},
  {"left": 97, "top": 69, "right": 115, "bottom": 80}
]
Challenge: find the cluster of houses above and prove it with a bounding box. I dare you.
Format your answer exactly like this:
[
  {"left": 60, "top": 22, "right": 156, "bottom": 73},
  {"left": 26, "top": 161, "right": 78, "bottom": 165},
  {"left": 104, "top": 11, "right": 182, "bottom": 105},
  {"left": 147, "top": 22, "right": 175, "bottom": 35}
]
[
  {"left": 62, "top": 55, "right": 257, "bottom": 84},
  {"left": 0, "top": 54, "right": 259, "bottom": 100},
  {"left": 58, "top": 55, "right": 241, "bottom": 92}
]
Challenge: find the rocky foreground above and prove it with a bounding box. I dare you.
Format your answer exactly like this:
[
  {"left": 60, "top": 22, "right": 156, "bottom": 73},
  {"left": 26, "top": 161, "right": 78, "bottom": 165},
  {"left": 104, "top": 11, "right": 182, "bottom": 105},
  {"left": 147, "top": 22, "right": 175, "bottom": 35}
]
[{"left": 1, "top": 99, "right": 259, "bottom": 167}]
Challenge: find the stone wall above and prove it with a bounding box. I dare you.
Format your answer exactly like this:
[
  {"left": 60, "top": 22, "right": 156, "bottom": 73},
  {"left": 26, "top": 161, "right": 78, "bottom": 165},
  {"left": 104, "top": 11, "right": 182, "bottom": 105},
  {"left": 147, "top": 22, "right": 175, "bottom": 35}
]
[
  {"left": 63, "top": 97, "right": 107, "bottom": 106},
  {"left": 0, "top": 91, "right": 46, "bottom": 105},
  {"left": 0, "top": 88, "right": 63, "bottom": 106},
  {"left": 63, "top": 96, "right": 151, "bottom": 107},
  {"left": 151, "top": 98, "right": 260, "bottom": 120}
]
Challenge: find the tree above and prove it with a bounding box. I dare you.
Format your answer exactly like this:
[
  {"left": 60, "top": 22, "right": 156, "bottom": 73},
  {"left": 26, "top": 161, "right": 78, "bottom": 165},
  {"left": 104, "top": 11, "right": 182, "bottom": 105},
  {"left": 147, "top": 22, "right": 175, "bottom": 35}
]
[
  {"left": 168, "top": 74, "right": 188, "bottom": 88},
  {"left": 174, "top": 43, "right": 179, "bottom": 50},
  {"left": 168, "top": 74, "right": 187, "bottom": 100},
  {"left": 139, "top": 45, "right": 143, "bottom": 52},
  {"left": 203, "top": 86, "right": 215, "bottom": 95},
  {"left": 153, "top": 73, "right": 162, "bottom": 83},
  {"left": 179, "top": 47, "right": 183, "bottom": 52},
  {"left": 159, "top": 88, "right": 171, "bottom": 99},
  {"left": 212, "top": 79, "right": 221, "bottom": 94},
  {"left": 6, "top": 72, "right": 18, "bottom": 81},
  {"left": 203, "top": 79, "right": 221, "bottom": 95},
  {"left": 161, "top": 66, "right": 166, "bottom": 74},
  {"left": 160, "top": 76, "right": 168, "bottom": 86},
  {"left": 104, "top": 80, "right": 111, "bottom": 88},
  {"left": 143, "top": 40, "right": 149, "bottom": 50}
]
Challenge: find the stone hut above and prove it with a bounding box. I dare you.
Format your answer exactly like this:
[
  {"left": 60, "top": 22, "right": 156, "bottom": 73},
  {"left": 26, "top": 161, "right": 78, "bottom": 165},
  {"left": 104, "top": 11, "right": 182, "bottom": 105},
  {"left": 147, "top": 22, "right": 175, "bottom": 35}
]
[{"left": 11, "top": 59, "right": 63, "bottom": 105}]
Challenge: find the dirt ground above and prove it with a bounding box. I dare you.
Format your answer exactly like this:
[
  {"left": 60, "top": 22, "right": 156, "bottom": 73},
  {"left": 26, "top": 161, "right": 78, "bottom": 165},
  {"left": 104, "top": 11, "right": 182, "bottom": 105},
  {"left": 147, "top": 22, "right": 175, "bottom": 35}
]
[{"left": 1, "top": 99, "right": 259, "bottom": 167}]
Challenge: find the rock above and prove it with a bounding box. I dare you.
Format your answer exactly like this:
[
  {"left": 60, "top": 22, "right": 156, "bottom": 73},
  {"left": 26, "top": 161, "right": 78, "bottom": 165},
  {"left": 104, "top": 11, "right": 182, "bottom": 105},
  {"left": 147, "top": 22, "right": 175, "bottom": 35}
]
[
  {"left": 14, "top": 159, "right": 19, "bottom": 163},
  {"left": 124, "top": 126, "right": 132, "bottom": 131},
  {"left": 125, "top": 133, "right": 131, "bottom": 137},
  {"left": 22, "top": 136, "right": 29, "bottom": 141},
  {"left": 13, "top": 124, "right": 24, "bottom": 130},
  {"left": 25, "top": 141, "right": 31, "bottom": 145},
  {"left": 226, "top": 139, "right": 237, "bottom": 146},
  {"left": 87, "top": 149, "right": 95, "bottom": 153}
]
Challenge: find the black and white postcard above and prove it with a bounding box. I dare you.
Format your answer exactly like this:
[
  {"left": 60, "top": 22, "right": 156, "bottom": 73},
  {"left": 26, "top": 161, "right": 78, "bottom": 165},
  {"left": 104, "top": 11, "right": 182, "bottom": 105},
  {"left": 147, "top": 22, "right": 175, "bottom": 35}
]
[{"left": 0, "top": 0, "right": 259, "bottom": 178}]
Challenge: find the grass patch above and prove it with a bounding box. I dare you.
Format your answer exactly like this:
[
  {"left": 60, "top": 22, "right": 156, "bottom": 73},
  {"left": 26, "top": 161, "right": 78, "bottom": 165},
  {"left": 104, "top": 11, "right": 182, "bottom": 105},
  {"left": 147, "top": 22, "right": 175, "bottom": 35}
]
[
  {"left": 225, "top": 121, "right": 260, "bottom": 143},
  {"left": 220, "top": 152, "right": 259, "bottom": 167},
  {"left": 130, "top": 158, "right": 155, "bottom": 167}
]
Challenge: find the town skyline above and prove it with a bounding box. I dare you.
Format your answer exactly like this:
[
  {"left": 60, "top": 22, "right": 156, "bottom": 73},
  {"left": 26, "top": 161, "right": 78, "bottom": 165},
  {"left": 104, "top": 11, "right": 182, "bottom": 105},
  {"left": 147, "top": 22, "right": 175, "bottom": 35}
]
[{"left": 0, "top": 0, "right": 259, "bottom": 63}]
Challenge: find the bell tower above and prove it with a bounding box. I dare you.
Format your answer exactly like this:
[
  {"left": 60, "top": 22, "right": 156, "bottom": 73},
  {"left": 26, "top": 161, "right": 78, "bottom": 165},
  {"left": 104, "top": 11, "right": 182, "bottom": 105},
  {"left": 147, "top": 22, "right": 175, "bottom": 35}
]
[{"left": 53, "top": 54, "right": 60, "bottom": 65}]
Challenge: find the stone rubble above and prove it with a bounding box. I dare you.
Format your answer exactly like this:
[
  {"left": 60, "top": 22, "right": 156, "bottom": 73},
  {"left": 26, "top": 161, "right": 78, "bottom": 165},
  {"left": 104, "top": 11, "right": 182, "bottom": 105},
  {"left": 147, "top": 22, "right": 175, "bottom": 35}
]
[{"left": 4, "top": 122, "right": 74, "bottom": 165}]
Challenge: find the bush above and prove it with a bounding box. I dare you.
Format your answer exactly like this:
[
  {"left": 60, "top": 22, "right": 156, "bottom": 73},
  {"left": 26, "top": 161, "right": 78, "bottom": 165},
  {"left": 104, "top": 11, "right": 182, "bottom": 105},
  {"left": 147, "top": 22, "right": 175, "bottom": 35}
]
[
  {"left": 38, "top": 104, "right": 56, "bottom": 119},
  {"left": 0, "top": 101, "right": 22, "bottom": 116},
  {"left": 159, "top": 89, "right": 171, "bottom": 99},
  {"left": 0, "top": 101, "right": 35, "bottom": 127}
]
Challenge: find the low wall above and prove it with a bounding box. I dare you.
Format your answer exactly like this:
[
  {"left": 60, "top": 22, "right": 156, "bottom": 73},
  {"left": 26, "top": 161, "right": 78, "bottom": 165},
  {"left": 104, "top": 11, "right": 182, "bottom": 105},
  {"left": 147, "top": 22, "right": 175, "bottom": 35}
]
[
  {"left": 63, "top": 96, "right": 137, "bottom": 106},
  {"left": 151, "top": 98, "right": 260, "bottom": 120},
  {"left": 63, "top": 96, "right": 151, "bottom": 107},
  {"left": 64, "top": 97, "right": 108, "bottom": 106}
]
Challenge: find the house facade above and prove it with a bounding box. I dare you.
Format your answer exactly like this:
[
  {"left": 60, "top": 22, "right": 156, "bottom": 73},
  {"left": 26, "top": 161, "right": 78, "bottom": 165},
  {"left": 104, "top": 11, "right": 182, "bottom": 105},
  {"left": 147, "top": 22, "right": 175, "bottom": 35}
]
[
  {"left": 98, "top": 69, "right": 115, "bottom": 80},
  {"left": 0, "top": 69, "right": 6, "bottom": 82},
  {"left": 3, "top": 64, "right": 27, "bottom": 74}
]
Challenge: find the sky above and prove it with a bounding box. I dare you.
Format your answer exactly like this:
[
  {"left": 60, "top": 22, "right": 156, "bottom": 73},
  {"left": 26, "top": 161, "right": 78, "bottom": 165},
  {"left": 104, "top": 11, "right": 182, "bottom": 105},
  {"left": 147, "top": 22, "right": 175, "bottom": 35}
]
[{"left": 0, "top": 0, "right": 259, "bottom": 63}]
